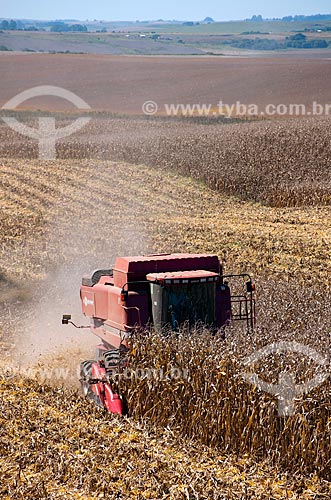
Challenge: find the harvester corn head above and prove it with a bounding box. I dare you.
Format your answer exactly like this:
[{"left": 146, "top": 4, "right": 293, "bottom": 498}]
[{"left": 63, "top": 253, "right": 255, "bottom": 415}]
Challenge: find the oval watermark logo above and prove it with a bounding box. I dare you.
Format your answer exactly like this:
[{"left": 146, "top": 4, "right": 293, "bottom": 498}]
[
  {"left": 1, "top": 85, "right": 91, "bottom": 159},
  {"left": 242, "top": 341, "right": 330, "bottom": 416}
]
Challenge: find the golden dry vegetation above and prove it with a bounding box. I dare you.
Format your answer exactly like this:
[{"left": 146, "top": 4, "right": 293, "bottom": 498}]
[
  {"left": 0, "top": 157, "right": 330, "bottom": 286},
  {"left": 3, "top": 377, "right": 331, "bottom": 500},
  {"left": 0, "top": 113, "right": 330, "bottom": 499},
  {"left": 124, "top": 318, "right": 331, "bottom": 481},
  {"left": 1, "top": 114, "right": 330, "bottom": 207},
  {"left": 75, "top": 116, "right": 331, "bottom": 207}
]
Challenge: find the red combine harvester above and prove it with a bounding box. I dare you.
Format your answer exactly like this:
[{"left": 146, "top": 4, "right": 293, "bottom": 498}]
[{"left": 63, "top": 253, "right": 255, "bottom": 415}]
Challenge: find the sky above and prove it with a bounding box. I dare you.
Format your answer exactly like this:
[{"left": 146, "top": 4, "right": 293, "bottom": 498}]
[{"left": 1, "top": 0, "right": 330, "bottom": 22}]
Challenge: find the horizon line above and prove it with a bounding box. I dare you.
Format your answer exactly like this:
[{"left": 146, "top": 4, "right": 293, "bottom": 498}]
[{"left": 1, "top": 13, "right": 331, "bottom": 24}]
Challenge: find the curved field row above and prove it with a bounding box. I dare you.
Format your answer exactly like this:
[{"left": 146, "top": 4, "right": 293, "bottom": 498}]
[
  {"left": 0, "top": 158, "right": 330, "bottom": 286},
  {"left": 1, "top": 114, "right": 330, "bottom": 207}
]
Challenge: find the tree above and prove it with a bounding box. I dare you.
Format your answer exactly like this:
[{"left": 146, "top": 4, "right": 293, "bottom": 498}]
[
  {"left": 1, "top": 20, "right": 9, "bottom": 30},
  {"left": 251, "top": 15, "right": 263, "bottom": 22},
  {"left": 68, "top": 24, "right": 88, "bottom": 32},
  {"left": 50, "top": 22, "right": 69, "bottom": 32},
  {"left": 290, "top": 33, "right": 306, "bottom": 41},
  {"left": 9, "top": 19, "right": 17, "bottom": 30}
]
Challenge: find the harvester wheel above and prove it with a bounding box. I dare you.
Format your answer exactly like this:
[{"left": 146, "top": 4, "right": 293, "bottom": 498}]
[
  {"left": 103, "top": 349, "right": 121, "bottom": 372},
  {"left": 102, "top": 349, "right": 129, "bottom": 414},
  {"left": 80, "top": 360, "right": 104, "bottom": 408},
  {"left": 80, "top": 360, "right": 95, "bottom": 398}
]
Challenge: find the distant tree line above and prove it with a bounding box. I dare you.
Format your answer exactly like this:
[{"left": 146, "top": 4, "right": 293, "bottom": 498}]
[
  {"left": 285, "top": 33, "right": 329, "bottom": 48},
  {"left": 224, "top": 33, "right": 329, "bottom": 50},
  {"left": 50, "top": 22, "right": 88, "bottom": 32},
  {"left": 182, "top": 21, "right": 201, "bottom": 26},
  {"left": 1, "top": 19, "right": 40, "bottom": 30},
  {"left": 280, "top": 14, "right": 331, "bottom": 22},
  {"left": 0, "top": 19, "right": 20, "bottom": 30},
  {"left": 246, "top": 13, "right": 331, "bottom": 22},
  {"left": 224, "top": 38, "right": 283, "bottom": 50},
  {"left": 0, "top": 19, "right": 88, "bottom": 32}
]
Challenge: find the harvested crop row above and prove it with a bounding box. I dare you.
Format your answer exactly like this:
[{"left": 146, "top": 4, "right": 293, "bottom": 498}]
[{"left": 0, "top": 159, "right": 330, "bottom": 288}]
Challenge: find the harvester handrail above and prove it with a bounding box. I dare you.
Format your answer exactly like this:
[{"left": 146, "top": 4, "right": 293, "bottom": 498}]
[{"left": 121, "top": 280, "right": 149, "bottom": 291}]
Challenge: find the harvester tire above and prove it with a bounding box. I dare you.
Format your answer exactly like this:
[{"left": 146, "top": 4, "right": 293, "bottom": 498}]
[
  {"left": 103, "top": 349, "right": 120, "bottom": 371},
  {"left": 80, "top": 360, "right": 95, "bottom": 398}
]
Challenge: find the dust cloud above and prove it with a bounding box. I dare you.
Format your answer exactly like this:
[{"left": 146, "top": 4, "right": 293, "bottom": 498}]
[{"left": 6, "top": 199, "right": 152, "bottom": 386}]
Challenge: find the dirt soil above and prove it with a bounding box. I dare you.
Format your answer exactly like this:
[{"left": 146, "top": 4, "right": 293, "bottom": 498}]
[{"left": 0, "top": 53, "right": 330, "bottom": 114}]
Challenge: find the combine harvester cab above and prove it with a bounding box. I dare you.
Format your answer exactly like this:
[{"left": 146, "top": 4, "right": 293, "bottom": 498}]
[{"left": 63, "top": 253, "right": 255, "bottom": 415}]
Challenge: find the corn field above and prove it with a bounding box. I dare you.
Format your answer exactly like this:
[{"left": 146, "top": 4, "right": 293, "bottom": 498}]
[
  {"left": 122, "top": 279, "right": 331, "bottom": 481},
  {"left": 0, "top": 113, "right": 330, "bottom": 498},
  {"left": 0, "top": 114, "right": 330, "bottom": 207}
]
